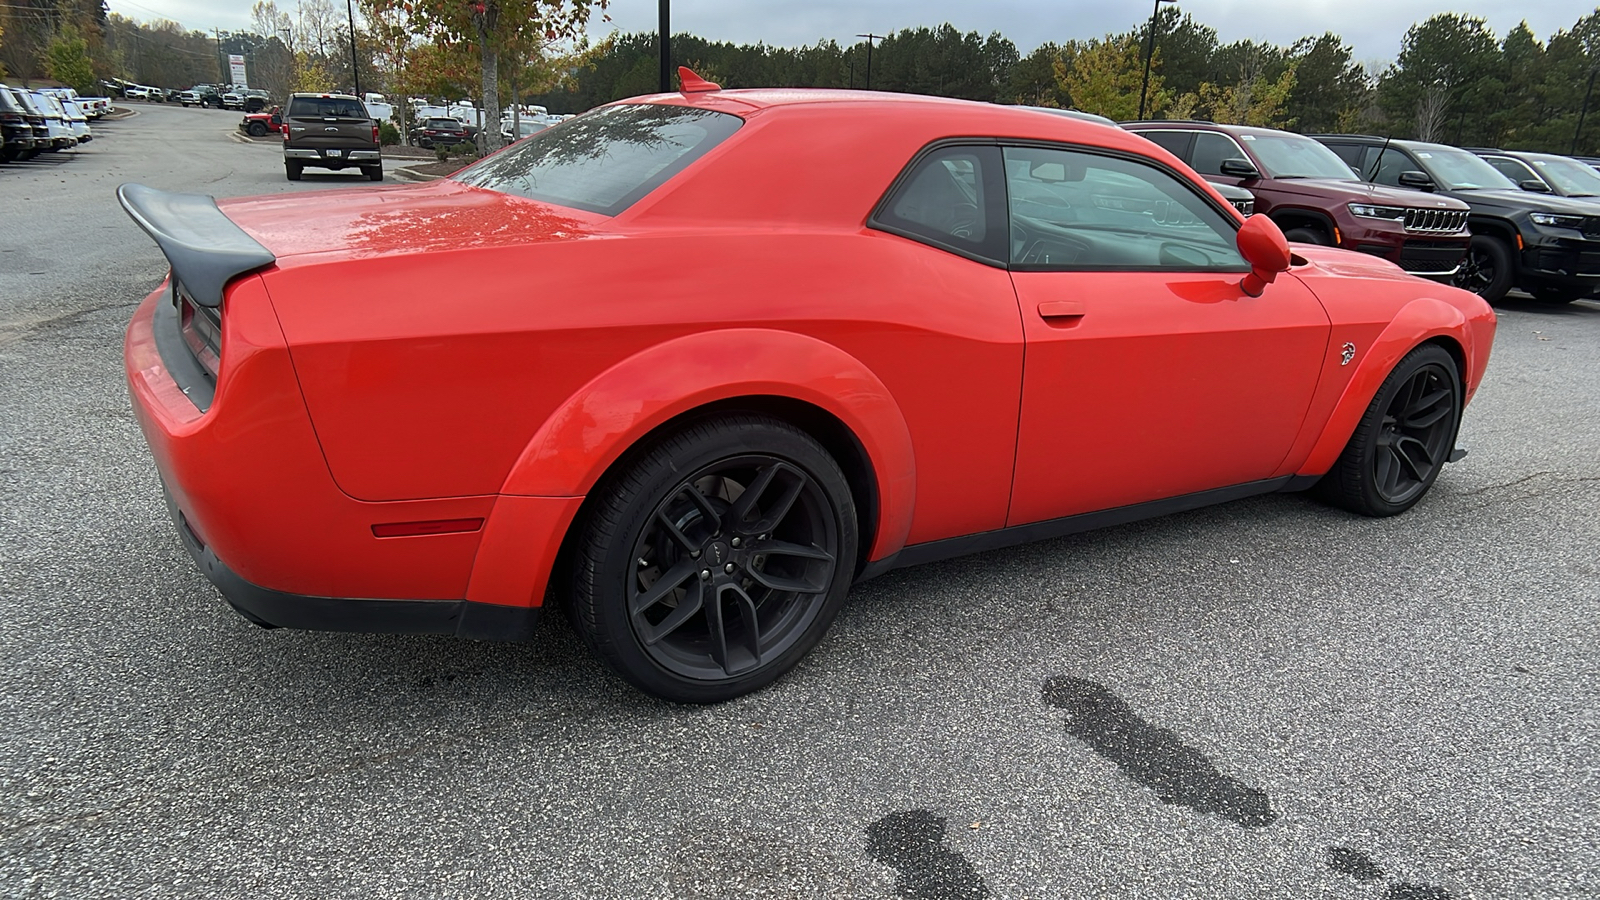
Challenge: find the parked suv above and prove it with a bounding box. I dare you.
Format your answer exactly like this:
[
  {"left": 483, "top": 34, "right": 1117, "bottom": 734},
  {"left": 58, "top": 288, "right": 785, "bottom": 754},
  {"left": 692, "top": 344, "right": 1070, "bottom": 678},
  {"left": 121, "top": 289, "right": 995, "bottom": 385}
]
[
  {"left": 282, "top": 92, "right": 382, "bottom": 181},
  {"left": 1126, "top": 122, "right": 1471, "bottom": 281},
  {"left": 417, "top": 116, "right": 468, "bottom": 148},
  {"left": 1470, "top": 149, "right": 1600, "bottom": 202},
  {"left": 1313, "top": 134, "right": 1600, "bottom": 303},
  {"left": 0, "top": 84, "right": 42, "bottom": 161}
]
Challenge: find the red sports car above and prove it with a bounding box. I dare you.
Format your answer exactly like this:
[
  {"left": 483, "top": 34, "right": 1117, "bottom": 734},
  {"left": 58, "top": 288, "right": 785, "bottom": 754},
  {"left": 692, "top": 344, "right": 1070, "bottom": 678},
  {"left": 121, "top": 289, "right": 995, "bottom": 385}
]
[{"left": 120, "top": 71, "right": 1496, "bottom": 703}]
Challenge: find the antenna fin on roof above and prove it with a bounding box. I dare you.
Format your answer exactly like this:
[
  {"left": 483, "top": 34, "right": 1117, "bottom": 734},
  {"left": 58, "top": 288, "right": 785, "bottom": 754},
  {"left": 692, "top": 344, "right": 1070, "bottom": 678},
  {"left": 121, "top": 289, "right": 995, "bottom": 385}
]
[{"left": 678, "top": 67, "right": 721, "bottom": 94}]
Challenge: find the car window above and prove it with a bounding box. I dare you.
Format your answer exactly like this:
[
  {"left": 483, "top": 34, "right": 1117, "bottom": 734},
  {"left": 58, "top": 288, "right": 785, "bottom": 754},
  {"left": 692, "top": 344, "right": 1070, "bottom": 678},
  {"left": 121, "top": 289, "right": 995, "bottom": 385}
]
[
  {"left": 872, "top": 145, "right": 1008, "bottom": 264},
  {"left": 1370, "top": 149, "right": 1417, "bottom": 187},
  {"left": 287, "top": 97, "right": 369, "bottom": 119},
  {"left": 1137, "top": 130, "right": 1193, "bottom": 160},
  {"left": 1002, "top": 145, "right": 1245, "bottom": 271},
  {"left": 1321, "top": 142, "right": 1367, "bottom": 171},
  {"left": 1412, "top": 147, "right": 1517, "bottom": 190},
  {"left": 1528, "top": 155, "right": 1600, "bottom": 197},
  {"left": 1483, "top": 156, "right": 1538, "bottom": 185},
  {"left": 1190, "top": 132, "right": 1246, "bottom": 176},
  {"left": 454, "top": 102, "right": 742, "bottom": 216},
  {"left": 1241, "top": 133, "right": 1361, "bottom": 179}
]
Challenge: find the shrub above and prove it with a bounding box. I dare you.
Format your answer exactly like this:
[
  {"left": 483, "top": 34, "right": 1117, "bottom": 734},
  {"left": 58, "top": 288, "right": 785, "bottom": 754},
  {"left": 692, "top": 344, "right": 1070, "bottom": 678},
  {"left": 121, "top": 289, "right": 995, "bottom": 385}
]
[{"left": 378, "top": 121, "right": 400, "bottom": 146}]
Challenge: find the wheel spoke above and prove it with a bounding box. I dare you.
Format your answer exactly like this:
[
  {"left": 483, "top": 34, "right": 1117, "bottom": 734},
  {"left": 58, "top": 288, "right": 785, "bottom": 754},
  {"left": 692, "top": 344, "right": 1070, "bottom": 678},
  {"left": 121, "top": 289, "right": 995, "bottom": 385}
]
[
  {"left": 679, "top": 484, "right": 724, "bottom": 533},
  {"left": 704, "top": 584, "right": 730, "bottom": 672},
  {"left": 1395, "top": 435, "right": 1435, "bottom": 477},
  {"left": 721, "top": 582, "right": 764, "bottom": 668},
  {"left": 653, "top": 509, "right": 698, "bottom": 553},
  {"left": 730, "top": 463, "right": 807, "bottom": 534},
  {"left": 632, "top": 557, "right": 697, "bottom": 615},
  {"left": 637, "top": 579, "right": 705, "bottom": 646},
  {"left": 1405, "top": 403, "right": 1452, "bottom": 430},
  {"left": 746, "top": 539, "right": 834, "bottom": 593},
  {"left": 1376, "top": 442, "right": 1399, "bottom": 495}
]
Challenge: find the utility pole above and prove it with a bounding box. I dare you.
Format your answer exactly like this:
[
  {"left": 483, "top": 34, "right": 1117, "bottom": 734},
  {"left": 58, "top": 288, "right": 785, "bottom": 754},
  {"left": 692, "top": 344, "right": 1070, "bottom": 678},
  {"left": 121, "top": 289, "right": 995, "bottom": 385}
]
[
  {"left": 346, "top": 0, "right": 361, "bottom": 98},
  {"left": 1137, "top": 0, "right": 1176, "bottom": 120},
  {"left": 856, "top": 33, "right": 884, "bottom": 91},
  {"left": 1574, "top": 67, "right": 1597, "bottom": 155},
  {"left": 215, "top": 29, "right": 226, "bottom": 85},
  {"left": 658, "top": 0, "right": 671, "bottom": 92}
]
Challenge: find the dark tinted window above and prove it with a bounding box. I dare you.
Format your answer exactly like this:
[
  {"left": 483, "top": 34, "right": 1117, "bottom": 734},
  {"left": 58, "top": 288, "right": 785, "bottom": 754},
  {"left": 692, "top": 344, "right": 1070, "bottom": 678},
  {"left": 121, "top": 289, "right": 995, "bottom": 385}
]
[
  {"left": 426, "top": 118, "right": 462, "bottom": 129},
  {"left": 1138, "top": 129, "right": 1193, "bottom": 159},
  {"left": 454, "top": 103, "right": 742, "bottom": 216},
  {"left": 0, "top": 88, "right": 21, "bottom": 112},
  {"left": 1484, "top": 156, "right": 1537, "bottom": 184},
  {"left": 1190, "top": 132, "right": 1246, "bottom": 176},
  {"left": 1321, "top": 142, "right": 1368, "bottom": 171},
  {"left": 287, "top": 97, "right": 369, "bottom": 119},
  {"left": 1371, "top": 148, "right": 1417, "bottom": 186},
  {"left": 873, "top": 145, "right": 1008, "bottom": 264}
]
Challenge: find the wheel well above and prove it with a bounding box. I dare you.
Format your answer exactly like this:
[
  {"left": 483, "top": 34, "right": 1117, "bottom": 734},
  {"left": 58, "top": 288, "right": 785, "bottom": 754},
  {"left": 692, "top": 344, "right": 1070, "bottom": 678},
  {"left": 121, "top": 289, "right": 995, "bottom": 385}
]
[
  {"left": 544, "top": 396, "right": 882, "bottom": 605},
  {"left": 1422, "top": 336, "right": 1468, "bottom": 397},
  {"left": 1269, "top": 209, "right": 1334, "bottom": 239}
]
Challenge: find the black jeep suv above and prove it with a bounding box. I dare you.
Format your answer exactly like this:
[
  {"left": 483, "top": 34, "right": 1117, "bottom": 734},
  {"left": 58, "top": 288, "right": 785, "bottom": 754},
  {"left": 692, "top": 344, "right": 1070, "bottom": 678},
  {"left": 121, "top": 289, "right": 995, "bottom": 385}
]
[{"left": 1312, "top": 135, "right": 1600, "bottom": 303}]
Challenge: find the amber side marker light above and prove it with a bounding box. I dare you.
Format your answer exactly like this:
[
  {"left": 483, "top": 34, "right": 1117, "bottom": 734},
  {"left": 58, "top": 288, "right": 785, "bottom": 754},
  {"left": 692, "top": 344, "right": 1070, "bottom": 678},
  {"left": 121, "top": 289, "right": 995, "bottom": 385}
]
[{"left": 372, "top": 518, "right": 485, "bottom": 538}]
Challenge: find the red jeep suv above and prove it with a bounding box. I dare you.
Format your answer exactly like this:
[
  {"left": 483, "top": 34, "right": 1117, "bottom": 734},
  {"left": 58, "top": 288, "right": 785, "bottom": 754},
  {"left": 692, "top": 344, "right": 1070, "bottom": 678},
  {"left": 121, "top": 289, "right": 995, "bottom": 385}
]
[{"left": 1125, "top": 122, "right": 1471, "bottom": 280}]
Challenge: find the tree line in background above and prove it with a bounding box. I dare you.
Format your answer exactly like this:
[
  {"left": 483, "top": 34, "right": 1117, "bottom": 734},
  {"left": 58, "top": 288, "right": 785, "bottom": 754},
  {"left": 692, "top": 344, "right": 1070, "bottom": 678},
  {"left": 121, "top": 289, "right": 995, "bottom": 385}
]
[{"left": 3, "top": 2, "right": 1599, "bottom": 155}]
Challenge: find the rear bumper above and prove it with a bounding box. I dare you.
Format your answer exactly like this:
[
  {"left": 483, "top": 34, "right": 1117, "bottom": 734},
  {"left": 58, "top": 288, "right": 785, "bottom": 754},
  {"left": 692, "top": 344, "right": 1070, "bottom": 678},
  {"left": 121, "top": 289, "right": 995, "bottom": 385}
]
[
  {"left": 166, "top": 488, "right": 539, "bottom": 640},
  {"left": 284, "top": 148, "right": 381, "bottom": 162}
]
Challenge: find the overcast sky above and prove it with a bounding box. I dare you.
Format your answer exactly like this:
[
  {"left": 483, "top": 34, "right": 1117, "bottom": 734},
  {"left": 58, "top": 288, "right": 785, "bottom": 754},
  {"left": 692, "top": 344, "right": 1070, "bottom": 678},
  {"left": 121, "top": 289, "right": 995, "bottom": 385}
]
[{"left": 106, "top": 0, "right": 1592, "bottom": 68}]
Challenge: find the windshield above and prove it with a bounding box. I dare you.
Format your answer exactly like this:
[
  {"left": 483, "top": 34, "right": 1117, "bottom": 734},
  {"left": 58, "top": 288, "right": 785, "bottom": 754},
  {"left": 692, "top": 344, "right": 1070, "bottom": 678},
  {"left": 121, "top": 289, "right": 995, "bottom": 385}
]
[
  {"left": 1413, "top": 147, "right": 1517, "bottom": 191},
  {"left": 1528, "top": 155, "right": 1600, "bottom": 197},
  {"left": 454, "top": 103, "right": 743, "bottom": 216},
  {"left": 1239, "top": 133, "right": 1359, "bottom": 180}
]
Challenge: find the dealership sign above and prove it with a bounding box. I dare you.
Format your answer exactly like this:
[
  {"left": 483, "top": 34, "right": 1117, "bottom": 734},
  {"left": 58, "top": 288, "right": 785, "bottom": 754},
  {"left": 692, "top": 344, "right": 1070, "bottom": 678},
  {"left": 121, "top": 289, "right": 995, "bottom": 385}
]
[{"left": 228, "top": 54, "right": 248, "bottom": 89}]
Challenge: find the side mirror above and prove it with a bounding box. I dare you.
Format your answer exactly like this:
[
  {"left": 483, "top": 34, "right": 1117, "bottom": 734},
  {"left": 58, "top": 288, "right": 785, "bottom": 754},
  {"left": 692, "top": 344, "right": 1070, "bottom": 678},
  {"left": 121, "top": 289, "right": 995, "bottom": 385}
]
[
  {"left": 1519, "top": 179, "right": 1552, "bottom": 193},
  {"left": 1220, "top": 157, "right": 1259, "bottom": 179},
  {"left": 1397, "top": 170, "right": 1434, "bottom": 190},
  {"left": 1236, "top": 215, "right": 1292, "bottom": 298}
]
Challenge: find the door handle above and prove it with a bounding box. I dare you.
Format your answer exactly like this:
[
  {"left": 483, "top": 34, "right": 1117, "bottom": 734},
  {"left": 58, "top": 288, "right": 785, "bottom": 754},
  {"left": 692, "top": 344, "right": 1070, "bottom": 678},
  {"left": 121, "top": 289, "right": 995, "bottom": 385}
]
[{"left": 1037, "top": 300, "right": 1086, "bottom": 319}]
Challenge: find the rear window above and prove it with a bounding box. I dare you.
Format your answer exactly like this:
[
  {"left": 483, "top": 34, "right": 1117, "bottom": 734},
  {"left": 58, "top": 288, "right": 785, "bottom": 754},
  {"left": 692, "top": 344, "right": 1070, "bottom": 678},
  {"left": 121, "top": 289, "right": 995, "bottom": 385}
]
[
  {"left": 453, "top": 103, "right": 743, "bottom": 216},
  {"left": 426, "top": 118, "right": 462, "bottom": 129},
  {"left": 287, "top": 97, "right": 369, "bottom": 119}
]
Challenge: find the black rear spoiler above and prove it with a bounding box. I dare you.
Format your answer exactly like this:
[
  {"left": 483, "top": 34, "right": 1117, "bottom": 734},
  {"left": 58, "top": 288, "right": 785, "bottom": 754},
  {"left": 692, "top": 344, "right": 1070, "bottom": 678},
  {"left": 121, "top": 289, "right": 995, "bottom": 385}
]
[{"left": 116, "top": 183, "right": 275, "bottom": 308}]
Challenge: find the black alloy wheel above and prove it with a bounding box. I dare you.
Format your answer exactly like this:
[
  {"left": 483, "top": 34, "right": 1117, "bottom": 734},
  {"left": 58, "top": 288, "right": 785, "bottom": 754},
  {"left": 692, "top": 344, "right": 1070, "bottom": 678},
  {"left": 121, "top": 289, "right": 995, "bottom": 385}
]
[
  {"left": 1453, "top": 234, "right": 1513, "bottom": 303},
  {"left": 1316, "top": 344, "right": 1461, "bottom": 517},
  {"left": 570, "top": 415, "right": 858, "bottom": 703},
  {"left": 247, "top": 121, "right": 267, "bottom": 136}
]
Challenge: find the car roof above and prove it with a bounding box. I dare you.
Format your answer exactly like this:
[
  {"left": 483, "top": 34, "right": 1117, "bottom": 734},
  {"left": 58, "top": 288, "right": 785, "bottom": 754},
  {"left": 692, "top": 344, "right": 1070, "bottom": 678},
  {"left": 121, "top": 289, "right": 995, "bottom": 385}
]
[{"left": 1124, "top": 121, "right": 1310, "bottom": 141}]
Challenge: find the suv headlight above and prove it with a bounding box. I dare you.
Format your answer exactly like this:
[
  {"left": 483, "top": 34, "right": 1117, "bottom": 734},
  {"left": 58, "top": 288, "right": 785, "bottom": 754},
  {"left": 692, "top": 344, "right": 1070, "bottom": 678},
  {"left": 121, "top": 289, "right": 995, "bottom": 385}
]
[
  {"left": 1347, "top": 203, "right": 1407, "bottom": 220},
  {"left": 1530, "top": 213, "right": 1585, "bottom": 229}
]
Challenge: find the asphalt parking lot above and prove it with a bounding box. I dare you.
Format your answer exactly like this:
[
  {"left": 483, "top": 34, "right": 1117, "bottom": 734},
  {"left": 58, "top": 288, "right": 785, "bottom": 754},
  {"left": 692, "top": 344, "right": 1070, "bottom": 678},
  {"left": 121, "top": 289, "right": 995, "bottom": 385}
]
[{"left": 1, "top": 103, "right": 1596, "bottom": 899}]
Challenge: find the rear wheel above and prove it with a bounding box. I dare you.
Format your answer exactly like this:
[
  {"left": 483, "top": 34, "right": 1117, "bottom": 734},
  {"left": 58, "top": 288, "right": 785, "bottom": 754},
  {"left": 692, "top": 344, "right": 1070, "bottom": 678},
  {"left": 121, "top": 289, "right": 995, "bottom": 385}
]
[
  {"left": 569, "top": 415, "right": 858, "bottom": 703},
  {"left": 365, "top": 165, "right": 383, "bottom": 182},
  {"left": 1453, "top": 234, "right": 1514, "bottom": 303},
  {"left": 1316, "top": 344, "right": 1462, "bottom": 517},
  {"left": 285, "top": 162, "right": 303, "bottom": 181}
]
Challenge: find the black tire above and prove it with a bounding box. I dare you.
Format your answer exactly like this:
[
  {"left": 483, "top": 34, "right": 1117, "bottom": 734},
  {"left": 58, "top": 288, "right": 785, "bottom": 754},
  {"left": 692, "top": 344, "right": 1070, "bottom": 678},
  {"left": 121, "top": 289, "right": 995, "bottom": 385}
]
[
  {"left": 1282, "top": 226, "right": 1331, "bottom": 245},
  {"left": 1531, "top": 284, "right": 1587, "bottom": 304},
  {"left": 247, "top": 122, "right": 267, "bottom": 137},
  {"left": 285, "top": 162, "right": 303, "bottom": 181},
  {"left": 569, "top": 414, "right": 859, "bottom": 703},
  {"left": 1453, "top": 234, "right": 1514, "bottom": 304},
  {"left": 1315, "top": 344, "right": 1462, "bottom": 517},
  {"left": 365, "top": 166, "right": 383, "bottom": 182}
]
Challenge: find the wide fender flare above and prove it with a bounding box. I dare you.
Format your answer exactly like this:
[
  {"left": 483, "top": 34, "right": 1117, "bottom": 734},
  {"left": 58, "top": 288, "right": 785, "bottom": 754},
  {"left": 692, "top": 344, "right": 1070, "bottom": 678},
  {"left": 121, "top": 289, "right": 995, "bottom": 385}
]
[
  {"left": 498, "top": 328, "right": 918, "bottom": 562},
  {"left": 1298, "top": 296, "right": 1473, "bottom": 477}
]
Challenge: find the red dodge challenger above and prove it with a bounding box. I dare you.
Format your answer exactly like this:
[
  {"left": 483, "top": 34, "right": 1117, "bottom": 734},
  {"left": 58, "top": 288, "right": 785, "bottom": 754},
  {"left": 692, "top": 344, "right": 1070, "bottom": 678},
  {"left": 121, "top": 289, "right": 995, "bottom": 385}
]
[{"left": 121, "top": 71, "right": 1496, "bottom": 702}]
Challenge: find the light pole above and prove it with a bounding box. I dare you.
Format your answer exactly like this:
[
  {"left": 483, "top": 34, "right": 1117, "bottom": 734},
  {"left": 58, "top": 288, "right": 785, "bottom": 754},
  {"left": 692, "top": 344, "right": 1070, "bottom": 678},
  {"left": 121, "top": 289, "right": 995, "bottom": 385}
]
[
  {"left": 856, "top": 33, "right": 884, "bottom": 90},
  {"left": 659, "top": 0, "right": 671, "bottom": 92},
  {"left": 345, "top": 0, "right": 361, "bottom": 98},
  {"left": 1137, "top": 0, "right": 1176, "bottom": 120},
  {"left": 1573, "top": 66, "right": 1597, "bottom": 155}
]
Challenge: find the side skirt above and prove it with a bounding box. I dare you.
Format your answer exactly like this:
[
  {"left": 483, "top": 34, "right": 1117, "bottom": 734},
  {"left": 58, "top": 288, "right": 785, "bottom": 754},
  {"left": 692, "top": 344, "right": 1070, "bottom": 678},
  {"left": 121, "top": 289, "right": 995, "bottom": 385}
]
[{"left": 857, "top": 476, "right": 1299, "bottom": 581}]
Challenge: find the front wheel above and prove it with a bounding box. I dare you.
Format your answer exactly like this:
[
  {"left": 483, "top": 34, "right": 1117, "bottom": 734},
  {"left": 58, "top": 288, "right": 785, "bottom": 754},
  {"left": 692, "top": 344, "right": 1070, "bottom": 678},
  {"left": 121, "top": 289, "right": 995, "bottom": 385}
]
[
  {"left": 1454, "top": 234, "right": 1514, "bottom": 304},
  {"left": 569, "top": 415, "right": 859, "bottom": 703},
  {"left": 247, "top": 122, "right": 266, "bottom": 136},
  {"left": 1315, "top": 344, "right": 1462, "bottom": 517}
]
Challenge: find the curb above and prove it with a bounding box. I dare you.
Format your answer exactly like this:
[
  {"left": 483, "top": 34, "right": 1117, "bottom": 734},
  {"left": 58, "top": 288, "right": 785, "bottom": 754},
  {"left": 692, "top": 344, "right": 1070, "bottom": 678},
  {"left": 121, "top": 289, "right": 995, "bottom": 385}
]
[{"left": 389, "top": 165, "right": 442, "bottom": 182}]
